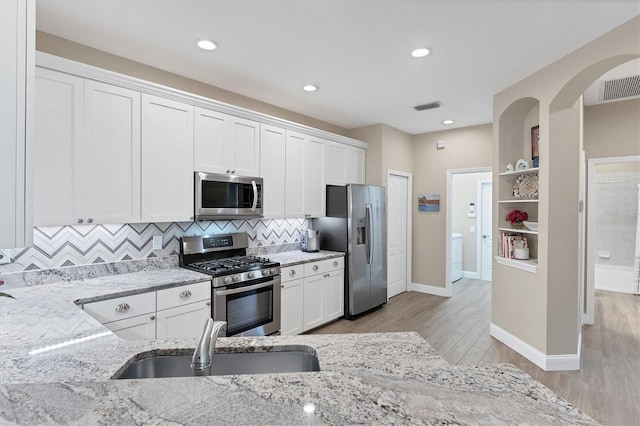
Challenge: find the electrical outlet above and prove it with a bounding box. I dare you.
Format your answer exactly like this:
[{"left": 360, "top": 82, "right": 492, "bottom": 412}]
[
  {"left": 152, "top": 236, "right": 163, "bottom": 250},
  {"left": 0, "top": 249, "right": 11, "bottom": 265},
  {"left": 469, "top": 226, "right": 475, "bottom": 233}
]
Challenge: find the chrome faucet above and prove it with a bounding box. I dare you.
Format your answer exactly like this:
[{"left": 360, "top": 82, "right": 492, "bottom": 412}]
[{"left": 191, "top": 318, "right": 227, "bottom": 370}]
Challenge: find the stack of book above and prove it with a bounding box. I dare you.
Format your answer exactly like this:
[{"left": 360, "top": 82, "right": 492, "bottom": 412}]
[{"left": 499, "top": 231, "right": 528, "bottom": 259}]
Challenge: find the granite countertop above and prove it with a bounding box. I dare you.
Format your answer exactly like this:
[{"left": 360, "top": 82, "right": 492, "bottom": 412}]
[
  {"left": 0, "top": 263, "right": 596, "bottom": 425},
  {"left": 266, "top": 250, "right": 344, "bottom": 267}
]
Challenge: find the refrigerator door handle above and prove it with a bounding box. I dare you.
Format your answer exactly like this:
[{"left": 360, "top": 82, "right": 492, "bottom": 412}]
[{"left": 366, "top": 203, "right": 373, "bottom": 264}]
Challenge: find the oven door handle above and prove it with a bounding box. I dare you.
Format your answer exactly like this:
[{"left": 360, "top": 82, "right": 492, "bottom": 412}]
[
  {"left": 215, "top": 280, "right": 274, "bottom": 296},
  {"left": 251, "top": 180, "right": 258, "bottom": 212}
]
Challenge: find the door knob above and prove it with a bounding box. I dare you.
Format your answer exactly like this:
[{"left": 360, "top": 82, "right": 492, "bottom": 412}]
[{"left": 482, "top": 235, "right": 489, "bottom": 239}]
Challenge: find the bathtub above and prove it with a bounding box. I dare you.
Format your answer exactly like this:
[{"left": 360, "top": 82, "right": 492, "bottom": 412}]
[{"left": 594, "top": 263, "right": 638, "bottom": 294}]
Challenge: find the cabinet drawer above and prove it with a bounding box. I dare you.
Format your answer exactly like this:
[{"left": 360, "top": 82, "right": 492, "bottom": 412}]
[
  {"left": 282, "top": 264, "right": 304, "bottom": 282},
  {"left": 326, "top": 257, "right": 344, "bottom": 271},
  {"left": 304, "top": 259, "right": 330, "bottom": 276},
  {"left": 156, "top": 281, "right": 211, "bottom": 311},
  {"left": 84, "top": 292, "right": 155, "bottom": 324}
]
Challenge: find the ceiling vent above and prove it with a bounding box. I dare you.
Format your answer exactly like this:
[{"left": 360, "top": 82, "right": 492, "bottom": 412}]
[
  {"left": 414, "top": 101, "right": 442, "bottom": 111},
  {"left": 601, "top": 75, "right": 640, "bottom": 101}
]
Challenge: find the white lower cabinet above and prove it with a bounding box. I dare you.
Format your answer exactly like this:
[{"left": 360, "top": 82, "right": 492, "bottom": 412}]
[
  {"left": 280, "top": 257, "right": 344, "bottom": 335},
  {"left": 83, "top": 281, "right": 211, "bottom": 340}
]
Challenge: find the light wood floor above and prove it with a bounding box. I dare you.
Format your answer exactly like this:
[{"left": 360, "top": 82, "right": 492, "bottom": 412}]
[{"left": 310, "top": 278, "right": 640, "bottom": 425}]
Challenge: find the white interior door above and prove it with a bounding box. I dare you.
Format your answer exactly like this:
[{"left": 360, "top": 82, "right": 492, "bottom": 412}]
[
  {"left": 387, "top": 173, "right": 408, "bottom": 298},
  {"left": 481, "top": 182, "right": 493, "bottom": 281}
]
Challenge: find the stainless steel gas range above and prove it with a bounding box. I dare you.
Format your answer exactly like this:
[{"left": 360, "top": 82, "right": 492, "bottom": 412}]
[{"left": 179, "top": 232, "right": 281, "bottom": 337}]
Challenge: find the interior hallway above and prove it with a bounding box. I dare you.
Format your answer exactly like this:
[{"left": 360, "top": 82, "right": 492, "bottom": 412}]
[{"left": 310, "top": 278, "right": 640, "bottom": 425}]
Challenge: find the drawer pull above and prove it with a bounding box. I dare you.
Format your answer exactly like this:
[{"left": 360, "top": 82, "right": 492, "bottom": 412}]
[
  {"left": 180, "top": 290, "right": 192, "bottom": 299},
  {"left": 313, "top": 265, "right": 319, "bottom": 272},
  {"left": 281, "top": 284, "right": 285, "bottom": 288},
  {"left": 333, "top": 261, "right": 338, "bottom": 267},
  {"left": 150, "top": 315, "right": 156, "bottom": 320},
  {"left": 289, "top": 270, "right": 296, "bottom": 277},
  {"left": 206, "top": 301, "right": 211, "bottom": 306},
  {"left": 115, "top": 303, "right": 130, "bottom": 312}
]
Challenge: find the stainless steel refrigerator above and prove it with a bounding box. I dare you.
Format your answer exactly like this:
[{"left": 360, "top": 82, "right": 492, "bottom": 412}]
[{"left": 313, "top": 184, "right": 387, "bottom": 318}]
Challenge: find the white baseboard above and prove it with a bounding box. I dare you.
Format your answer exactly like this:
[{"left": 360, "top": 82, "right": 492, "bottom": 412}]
[
  {"left": 594, "top": 265, "right": 636, "bottom": 294},
  {"left": 462, "top": 271, "right": 481, "bottom": 280},
  {"left": 409, "top": 283, "right": 452, "bottom": 297},
  {"left": 489, "top": 323, "right": 580, "bottom": 371}
]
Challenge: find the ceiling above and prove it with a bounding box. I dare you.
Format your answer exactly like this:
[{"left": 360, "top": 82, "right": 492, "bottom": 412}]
[{"left": 35, "top": 0, "right": 640, "bottom": 135}]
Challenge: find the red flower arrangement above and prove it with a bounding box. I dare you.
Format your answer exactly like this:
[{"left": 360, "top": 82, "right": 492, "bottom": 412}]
[{"left": 506, "top": 209, "right": 528, "bottom": 225}]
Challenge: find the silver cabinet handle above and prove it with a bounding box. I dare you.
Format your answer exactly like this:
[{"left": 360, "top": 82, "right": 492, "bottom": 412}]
[
  {"left": 281, "top": 284, "right": 285, "bottom": 288},
  {"left": 313, "top": 265, "right": 319, "bottom": 272},
  {"left": 226, "top": 169, "right": 231, "bottom": 173},
  {"left": 333, "top": 261, "right": 338, "bottom": 267},
  {"left": 87, "top": 218, "right": 93, "bottom": 224},
  {"left": 206, "top": 301, "right": 211, "bottom": 306},
  {"left": 231, "top": 170, "right": 235, "bottom": 174},
  {"left": 180, "top": 290, "right": 192, "bottom": 299},
  {"left": 150, "top": 315, "right": 155, "bottom": 320},
  {"left": 115, "top": 303, "right": 130, "bottom": 312},
  {"left": 289, "top": 270, "right": 296, "bottom": 277},
  {"left": 77, "top": 218, "right": 83, "bottom": 224}
]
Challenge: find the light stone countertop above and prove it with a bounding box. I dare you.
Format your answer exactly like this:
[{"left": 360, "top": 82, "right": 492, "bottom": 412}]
[
  {"left": 0, "top": 264, "right": 596, "bottom": 425},
  {"left": 266, "top": 250, "right": 344, "bottom": 267}
]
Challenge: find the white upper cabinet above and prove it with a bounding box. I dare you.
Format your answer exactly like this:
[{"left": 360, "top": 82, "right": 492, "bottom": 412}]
[
  {"left": 304, "top": 136, "right": 326, "bottom": 217},
  {"left": 285, "top": 131, "right": 306, "bottom": 217},
  {"left": 83, "top": 80, "right": 141, "bottom": 224},
  {"left": 33, "top": 68, "right": 84, "bottom": 226},
  {"left": 141, "top": 94, "right": 194, "bottom": 223},
  {"left": 34, "top": 69, "right": 141, "bottom": 226},
  {"left": 260, "top": 124, "right": 286, "bottom": 218},
  {"left": 194, "top": 107, "right": 260, "bottom": 176},
  {"left": 326, "top": 141, "right": 365, "bottom": 185},
  {"left": 0, "top": 0, "right": 34, "bottom": 248}
]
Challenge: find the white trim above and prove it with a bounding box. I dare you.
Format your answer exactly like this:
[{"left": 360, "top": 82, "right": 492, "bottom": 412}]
[
  {"left": 446, "top": 167, "right": 492, "bottom": 295},
  {"left": 409, "top": 283, "right": 452, "bottom": 297},
  {"left": 490, "top": 323, "right": 580, "bottom": 371},
  {"left": 387, "top": 169, "right": 413, "bottom": 297},
  {"left": 586, "top": 155, "right": 640, "bottom": 325},
  {"left": 35, "top": 51, "right": 368, "bottom": 150},
  {"left": 462, "top": 271, "right": 481, "bottom": 279},
  {"left": 479, "top": 179, "right": 492, "bottom": 281}
]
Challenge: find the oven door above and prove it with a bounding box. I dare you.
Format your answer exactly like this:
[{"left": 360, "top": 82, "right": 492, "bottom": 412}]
[
  {"left": 195, "top": 172, "right": 263, "bottom": 220},
  {"left": 213, "top": 275, "right": 281, "bottom": 337}
]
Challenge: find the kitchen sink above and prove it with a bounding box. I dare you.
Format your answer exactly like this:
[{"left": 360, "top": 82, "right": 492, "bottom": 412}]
[{"left": 113, "top": 348, "right": 320, "bottom": 379}]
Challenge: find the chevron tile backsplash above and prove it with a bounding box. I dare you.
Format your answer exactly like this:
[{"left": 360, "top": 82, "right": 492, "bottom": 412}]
[{"left": 0, "top": 218, "right": 307, "bottom": 273}]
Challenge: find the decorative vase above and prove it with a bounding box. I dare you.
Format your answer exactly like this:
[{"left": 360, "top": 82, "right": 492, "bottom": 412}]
[{"left": 511, "top": 222, "right": 525, "bottom": 229}]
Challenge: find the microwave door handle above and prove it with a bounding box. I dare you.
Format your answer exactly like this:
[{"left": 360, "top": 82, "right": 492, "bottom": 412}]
[
  {"left": 251, "top": 180, "right": 258, "bottom": 212},
  {"left": 216, "top": 281, "right": 273, "bottom": 296}
]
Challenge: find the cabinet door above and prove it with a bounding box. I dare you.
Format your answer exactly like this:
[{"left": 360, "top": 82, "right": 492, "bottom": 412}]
[
  {"left": 303, "top": 273, "right": 324, "bottom": 331},
  {"left": 194, "top": 107, "right": 230, "bottom": 174},
  {"left": 156, "top": 300, "right": 212, "bottom": 339},
  {"left": 0, "top": 0, "right": 33, "bottom": 248},
  {"left": 326, "top": 141, "right": 347, "bottom": 185},
  {"left": 285, "top": 131, "right": 306, "bottom": 218},
  {"left": 104, "top": 314, "right": 156, "bottom": 340},
  {"left": 84, "top": 80, "right": 141, "bottom": 224},
  {"left": 230, "top": 117, "right": 260, "bottom": 176},
  {"left": 304, "top": 137, "right": 326, "bottom": 217},
  {"left": 281, "top": 278, "right": 304, "bottom": 335},
  {"left": 141, "top": 94, "right": 194, "bottom": 222},
  {"left": 323, "top": 269, "right": 344, "bottom": 321},
  {"left": 33, "top": 68, "right": 84, "bottom": 226},
  {"left": 260, "top": 124, "right": 286, "bottom": 218},
  {"left": 346, "top": 146, "right": 365, "bottom": 184}
]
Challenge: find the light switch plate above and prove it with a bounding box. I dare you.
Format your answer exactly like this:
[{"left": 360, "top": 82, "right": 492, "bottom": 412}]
[
  {"left": 469, "top": 226, "right": 475, "bottom": 233},
  {"left": 0, "top": 249, "right": 11, "bottom": 265},
  {"left": 152, "top": 236, "right": 163, "bottom": 250}
]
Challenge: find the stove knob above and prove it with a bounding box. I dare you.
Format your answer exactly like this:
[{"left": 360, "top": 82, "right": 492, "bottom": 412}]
[
  {"left": 223, "top": 276, "right": 232, "bottom": 285},
  {"left": 248, "top": 272, "right": 256, "bottom": 279},
  {"left": 270, "top": 268, "right": 277, "bottom": 275},
  {"left": 232, "top": 275, "right": 240, "bottom": 283},
  {"left": 263, "top": 269, "right": 270, "bottom": 276}
]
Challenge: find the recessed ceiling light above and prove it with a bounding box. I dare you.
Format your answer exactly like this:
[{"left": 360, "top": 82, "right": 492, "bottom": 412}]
[
  {"left": 303, "top": 85, "right": 318, "bottom": 92},
  {"left": 411, "top": 48, "right": 431, "bottom": 58},
  {"left": 196, "top": 39, "right": 217, "bottom": 51},
  {"left": 442, "top": 119, "right": 454, "bottom": 125}
]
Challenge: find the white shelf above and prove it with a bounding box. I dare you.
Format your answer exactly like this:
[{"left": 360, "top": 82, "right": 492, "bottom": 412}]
[
  {"left": 499, "top": 167, "right": 539, "bottom": 177},
  {"left": 498, "top": 199, "right": 539, "bottom": 203},
  {"left": 495, "top": 256, "right": 538, "bottom": 273},
  {"left": 498, "top": 227, "right": 538, "bottom": 235}
]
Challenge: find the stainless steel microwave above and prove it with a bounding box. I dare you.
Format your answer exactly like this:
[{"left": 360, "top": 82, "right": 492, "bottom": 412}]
[{"left": 194, "top": 172, "right": 263, "bottom": 220}]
